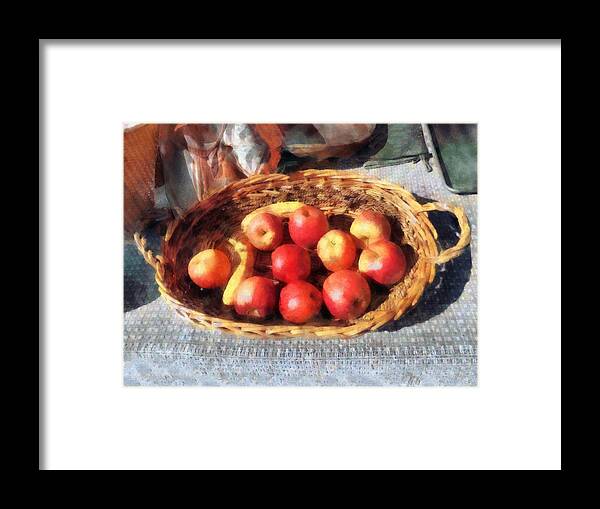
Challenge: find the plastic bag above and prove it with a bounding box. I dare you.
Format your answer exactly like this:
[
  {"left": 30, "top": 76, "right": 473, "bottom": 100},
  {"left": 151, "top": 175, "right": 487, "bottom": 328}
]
[
  {"left": 127, "top": 124, "right": 378, "bottom": 223},
  {"left": 158, "top": 124, "right": 283, "bottom": 216},
  {"left": 281, "top": 124, "right": 376, "bottom": 159}
]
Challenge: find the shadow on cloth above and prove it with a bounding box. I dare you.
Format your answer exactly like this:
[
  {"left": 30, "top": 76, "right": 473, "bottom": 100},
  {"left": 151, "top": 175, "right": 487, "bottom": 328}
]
[
  {"left": 124, "top": 228, "right": 162, "bottom": 312},
  {"left": 379, "top": 194, "right": 473, "bottom": 332}
]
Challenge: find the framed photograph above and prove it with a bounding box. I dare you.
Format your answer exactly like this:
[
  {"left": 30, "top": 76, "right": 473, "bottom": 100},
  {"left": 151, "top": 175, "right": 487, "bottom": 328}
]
[{"left": 41, "top": 40, "right": 561, "bottom": 470}]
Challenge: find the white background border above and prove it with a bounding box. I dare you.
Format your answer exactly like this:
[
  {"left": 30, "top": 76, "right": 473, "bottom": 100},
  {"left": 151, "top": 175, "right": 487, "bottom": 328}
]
[{"left": 41, "top": 41, "right": 561, "bottom": 470}]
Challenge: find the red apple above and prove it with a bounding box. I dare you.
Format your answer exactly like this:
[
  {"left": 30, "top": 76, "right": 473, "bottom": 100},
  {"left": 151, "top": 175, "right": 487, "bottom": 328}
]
[
  {"left": 322, "top": 270, "right": 371, "bottom": 320},
  {"left": 188, "top": 249, "right": 231, "bottom": 289},
  {"left": 279, "top": 280, "right": 323, "bottom": 324},
  {"left": 234, "top": 276, "right": 278, "bottom": 319},
  {"left": 246, "top": 212, "right": 284, "bottom": 251},
  {"left": 317, "top": 229, "right": 357, "bottom": 272},
  {"left": 288, "top": 205, "right": 329, "bottom": 249},
  {"left": 358, "top": 239, "right": 407, "bottom": 285},
  {"left": 271, "top": 244, "right": 311, "bottom": 283},
  {"left": 349, "top": 210, "right": 391, "bottom": 249}
]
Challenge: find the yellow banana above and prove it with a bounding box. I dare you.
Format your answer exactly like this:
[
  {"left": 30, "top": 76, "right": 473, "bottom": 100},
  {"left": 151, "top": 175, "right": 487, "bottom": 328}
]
[
  {"left": 222, "top": 237, "right": 256, "bottom": 306},
  {"left": 240, "top": 201, "right": 305, "bottom": 232}
]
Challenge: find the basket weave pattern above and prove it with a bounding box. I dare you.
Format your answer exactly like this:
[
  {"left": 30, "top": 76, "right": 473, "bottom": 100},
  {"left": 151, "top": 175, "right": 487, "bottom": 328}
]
[{"left": 135, "top": 170, "right": 470, "bottom": 338}]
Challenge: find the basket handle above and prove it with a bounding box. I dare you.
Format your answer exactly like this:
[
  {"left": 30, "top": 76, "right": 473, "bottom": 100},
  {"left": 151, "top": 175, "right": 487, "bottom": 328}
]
[
  {"left": 420, "top": 202, "right": 471, "bottom": 264},
  {"left": 133, "top": 232, "right": 161, "bottom": 271}
]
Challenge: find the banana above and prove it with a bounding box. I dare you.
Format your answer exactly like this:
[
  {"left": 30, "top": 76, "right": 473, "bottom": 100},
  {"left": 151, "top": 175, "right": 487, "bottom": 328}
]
[
  {"left": 222, "top": 237, "right": 256, "bottom": 306},
  {"left": 240, "top": 201, "right": 305, "bottom": 232}
]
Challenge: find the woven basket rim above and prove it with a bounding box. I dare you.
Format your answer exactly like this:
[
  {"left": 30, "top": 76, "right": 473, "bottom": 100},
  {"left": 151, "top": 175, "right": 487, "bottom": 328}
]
[{"left": 134, "top": 169, "right": 471, "bottom": 338}]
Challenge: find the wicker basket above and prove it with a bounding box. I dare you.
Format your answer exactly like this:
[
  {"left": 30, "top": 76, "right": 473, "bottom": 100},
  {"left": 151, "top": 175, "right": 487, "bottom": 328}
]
[{"left": 134, "top": 170, "right": 471, "bottom": 338}]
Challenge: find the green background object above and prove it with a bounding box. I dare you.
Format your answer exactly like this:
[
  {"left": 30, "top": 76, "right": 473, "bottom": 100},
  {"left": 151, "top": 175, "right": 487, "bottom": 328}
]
[
  {"left": 430, "top": 124, "right": 478, "bottom": 194},
  {"left": 364, "top": 123, "right": 430, "bottom": 168}
]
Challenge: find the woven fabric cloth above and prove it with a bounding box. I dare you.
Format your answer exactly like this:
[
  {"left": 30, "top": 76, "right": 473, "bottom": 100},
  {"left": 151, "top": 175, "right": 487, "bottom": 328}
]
[{"left": 123, "top": 161, "right": 478, "bottom": 386}]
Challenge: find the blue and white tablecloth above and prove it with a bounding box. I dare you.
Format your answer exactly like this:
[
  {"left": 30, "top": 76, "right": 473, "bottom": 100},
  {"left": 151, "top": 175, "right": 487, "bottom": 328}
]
[{"left": 123, "top": 161, "right": 477, "bottom": 386}]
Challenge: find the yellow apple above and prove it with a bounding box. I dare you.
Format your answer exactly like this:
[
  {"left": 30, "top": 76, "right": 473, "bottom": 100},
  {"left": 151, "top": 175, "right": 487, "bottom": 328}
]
[
  {"left": 350, "top": 210, "right": 391, "bottom": 249},
  {"left": 317, "top": 229, "right": 356, "bottom": 272}
]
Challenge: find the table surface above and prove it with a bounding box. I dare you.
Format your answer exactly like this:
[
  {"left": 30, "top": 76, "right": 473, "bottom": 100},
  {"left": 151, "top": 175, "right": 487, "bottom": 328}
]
[{"left": 123, "top": 160, "right": 478, "bottom": 386}]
